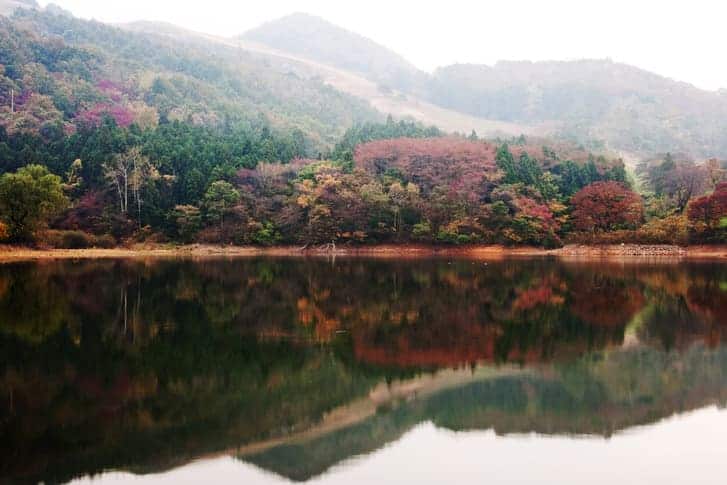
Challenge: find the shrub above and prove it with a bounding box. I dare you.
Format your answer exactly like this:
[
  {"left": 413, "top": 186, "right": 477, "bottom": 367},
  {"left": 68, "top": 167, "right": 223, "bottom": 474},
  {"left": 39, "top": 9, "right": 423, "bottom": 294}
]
[
  {"left": 39, "top": 230, "right": 96, "bottom": 249},
  {"left": 197, "top": 227, "right": 225, "bottom": 244},
  {"left": 639, "top": 214, "right": 689, "bottom": 245},
  {"left": 436, "top": 230, "right": 475, "bottom": 245},
  {"left": 412, "top": 222, "right": 431, "bottom": 239},
  {"left": 94, "top": 234, "right": 117, "bottom": 248},
  {"left": 564, "top": 215, "right": 688, "bottom": 246},
  {"left": 251, "top": 222, "right": 282, "bottom": 246},
  {"left": 60, "top": 230, "right": 94, "bottom": 249}
]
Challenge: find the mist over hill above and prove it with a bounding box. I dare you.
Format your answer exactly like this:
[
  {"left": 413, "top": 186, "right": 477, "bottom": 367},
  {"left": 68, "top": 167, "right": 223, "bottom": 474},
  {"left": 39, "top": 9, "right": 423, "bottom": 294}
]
[
  {"left": 429, "top": 60, "right": 727, "bottom": 157},
  {"left": 239, "top": 13, "right": 727, "bottom": 158},
  {"left": 241, "top": 12, "right": 429, "bottom": 95}
]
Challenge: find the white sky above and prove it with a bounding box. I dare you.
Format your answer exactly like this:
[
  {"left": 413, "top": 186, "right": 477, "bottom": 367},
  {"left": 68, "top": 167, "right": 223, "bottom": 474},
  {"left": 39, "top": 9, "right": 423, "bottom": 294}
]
[{"left": 38, "top": 0, "right": 727, "bottom": 91}]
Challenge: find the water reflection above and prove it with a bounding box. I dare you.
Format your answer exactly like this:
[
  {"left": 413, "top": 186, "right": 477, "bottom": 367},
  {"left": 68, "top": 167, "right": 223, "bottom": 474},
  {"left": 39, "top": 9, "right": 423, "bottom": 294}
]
[
  {"left": 1, "top": 257, "right": 726, "bottom": 483},
  {"left": 67, "top": 409, "right": 727, "bottom": 485}
]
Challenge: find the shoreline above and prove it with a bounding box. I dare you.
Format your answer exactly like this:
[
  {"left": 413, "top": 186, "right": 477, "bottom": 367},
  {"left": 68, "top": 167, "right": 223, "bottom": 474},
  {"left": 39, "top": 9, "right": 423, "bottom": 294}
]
[{"left": 0, "top": 243, "right": 726, "bottom": 262}]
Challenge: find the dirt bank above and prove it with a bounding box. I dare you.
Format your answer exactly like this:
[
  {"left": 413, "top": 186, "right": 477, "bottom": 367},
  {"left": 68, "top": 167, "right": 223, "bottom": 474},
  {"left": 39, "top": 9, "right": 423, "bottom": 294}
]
[
  {"left": 555, "top": 244, "right": 727, "bottom": 259},
  {"left": 0, "top": 244, "right": 539, "bottom": 261},
  {"left": 0, "top": 243, "right": 725, "bottom": 262}
]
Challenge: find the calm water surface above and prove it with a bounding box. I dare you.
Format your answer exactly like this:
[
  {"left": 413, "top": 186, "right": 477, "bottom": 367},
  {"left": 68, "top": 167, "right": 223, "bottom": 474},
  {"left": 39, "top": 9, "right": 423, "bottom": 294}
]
[{"left": 1, "top": 257, "right": 727, "bottom": 484}]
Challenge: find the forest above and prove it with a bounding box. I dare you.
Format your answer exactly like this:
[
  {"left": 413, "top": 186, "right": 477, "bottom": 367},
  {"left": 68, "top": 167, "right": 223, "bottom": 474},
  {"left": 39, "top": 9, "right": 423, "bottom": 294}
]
[
  {"left": 0, "top": 115, "right": 726, "bottom": 248},
  {"left": 1, "top": 7, "right": 726, "bottom": 248}
]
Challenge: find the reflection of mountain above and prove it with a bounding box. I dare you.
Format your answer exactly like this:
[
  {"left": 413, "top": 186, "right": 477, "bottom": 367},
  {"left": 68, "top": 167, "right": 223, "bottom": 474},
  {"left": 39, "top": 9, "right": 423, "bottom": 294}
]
[
  {"left": 241, "top": 343, "right": 727, "bottom": 481},
  {"left": 1, "top": 258, "right": 727, "bottom": 483}
]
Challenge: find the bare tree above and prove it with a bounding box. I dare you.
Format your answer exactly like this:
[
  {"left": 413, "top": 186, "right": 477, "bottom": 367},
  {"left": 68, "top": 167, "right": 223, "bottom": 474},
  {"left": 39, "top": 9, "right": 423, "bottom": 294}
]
[
  {"left": 642, "top": 156, "right": 708, "bottom": 213},
  {"left": 105, "top": 147, "right": 155, "bottom": 226},
  {"left": 666, "top": 162, "right": 707, "bottom": 213},
  {"left": 104, "top": 153, "right": 130, "bottom": 214}
]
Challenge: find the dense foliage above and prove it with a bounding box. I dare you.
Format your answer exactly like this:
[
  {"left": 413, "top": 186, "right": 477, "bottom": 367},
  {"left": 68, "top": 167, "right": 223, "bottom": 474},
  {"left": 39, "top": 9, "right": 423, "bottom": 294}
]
[
  {"left": 0, "top": 8, "right": 378, "bottom": 150},
  {"left": 1, "top": 111, "right": 725, "bottom": 246},
  {"left": 329, "top": 116, "right": 442, "bottom": 162}
]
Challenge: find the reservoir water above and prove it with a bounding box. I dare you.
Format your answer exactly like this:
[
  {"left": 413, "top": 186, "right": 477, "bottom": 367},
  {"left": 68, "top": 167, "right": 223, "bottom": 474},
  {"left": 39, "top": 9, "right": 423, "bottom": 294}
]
[{"left": 1, "top": 257, "right": 726, "bottom": 483}]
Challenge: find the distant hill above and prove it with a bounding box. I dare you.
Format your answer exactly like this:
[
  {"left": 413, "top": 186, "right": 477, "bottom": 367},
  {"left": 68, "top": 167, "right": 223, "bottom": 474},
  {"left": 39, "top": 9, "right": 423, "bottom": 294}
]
[
  {"left": 0, "top": 0, "right": 37, "bottom": 15},
  {"left": 241, "top": 12, "right": 429, "bottom": 95},
  {"left": 240, "top": 13, "right": 727, "bottom": 158},
  {"left": 429, "top": 60, "right": 727, "bottom": 158},
  {"left": 5, "top": 6, "right": 727, "bottom": 159},
  {"left": 0, "top": 9, "right": 379, "bottom": 150},
  {"left": 120, "top": 15, "right": 536, "bottom": 140}
]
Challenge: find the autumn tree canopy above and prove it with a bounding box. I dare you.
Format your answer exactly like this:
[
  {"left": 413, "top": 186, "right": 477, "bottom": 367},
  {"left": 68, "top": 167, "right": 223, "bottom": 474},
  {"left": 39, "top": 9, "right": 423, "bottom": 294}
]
[
  {"left": 688, "top": 182, "right": 727, "bottom": 242},
  {"left": 354, "top": 137, "right": 499, "bottom": 196},
  {"left": 570, "top": 181, "right": 643, "bottom": 232}
]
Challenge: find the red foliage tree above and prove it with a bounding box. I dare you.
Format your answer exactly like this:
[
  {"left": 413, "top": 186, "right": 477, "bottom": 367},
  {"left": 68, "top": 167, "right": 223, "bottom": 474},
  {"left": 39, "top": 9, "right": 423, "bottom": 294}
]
[
  {"left": 55, "top": 190, "right": 108, "bottom": 233},
  {"left": 96, "top": 80, "right": 124, "bottom": 102},
  {"left": 76, "top": 103, "right": 134, "bottom": 127},
  {"left": 570, "top": 181, "right": 643, "bottom": 232},
  {"left": 687, "top": 182, "right": 727, "bottom": 242},
  {"left": 354, "top": 137, "right": 499, "bottom": 196},
  {"left": 517, "top": 197, "right": 560, "bottom": 233}
]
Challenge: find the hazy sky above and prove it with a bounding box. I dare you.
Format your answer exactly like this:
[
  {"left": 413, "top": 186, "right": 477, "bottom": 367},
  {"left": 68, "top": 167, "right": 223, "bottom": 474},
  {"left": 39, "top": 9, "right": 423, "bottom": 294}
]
[{"left": 38, "top": 0, "right": 727, "bottom": 91}]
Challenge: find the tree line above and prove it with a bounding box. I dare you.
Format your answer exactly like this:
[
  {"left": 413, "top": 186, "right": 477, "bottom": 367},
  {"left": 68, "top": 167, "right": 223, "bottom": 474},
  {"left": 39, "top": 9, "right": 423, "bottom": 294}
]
[{"left": 0, "top": 116, "right": 725, "bottom": 247}]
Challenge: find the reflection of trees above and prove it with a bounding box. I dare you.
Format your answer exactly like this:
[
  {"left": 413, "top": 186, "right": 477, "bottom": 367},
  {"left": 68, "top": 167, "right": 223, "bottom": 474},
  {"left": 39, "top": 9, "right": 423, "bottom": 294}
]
[
  {"left": 1, "top": 258, "right": 727, "bottom": 482},
  {"left": 1, "top": 258, "right": 725, "bottom": 360},
  {"left": 625, "top": 264, "right": 727, "bottom": 349},
  {"left": 0, "top": 330, "right": 377, "bottom": 483},
  {"left": 569, "top": 274, "right": 645, "bottom": 327},
  {"left": 0, "top": 262, "right": 78, "bottom": 343},
  {"left": 2, "top": 258, "right": 726, "bottom": 364},
  {"left": 686, "top": 280, "right": 727, "bottom": 326},
  {"left": 346, "top": 264, "right": 626, "bottom": 368}
]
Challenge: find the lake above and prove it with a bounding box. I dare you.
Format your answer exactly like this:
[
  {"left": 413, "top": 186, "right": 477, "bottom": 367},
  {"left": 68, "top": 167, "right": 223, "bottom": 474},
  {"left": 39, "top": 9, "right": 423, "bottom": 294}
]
[{"left": 1, "top": 257, "right": 726, "bottom": 484}]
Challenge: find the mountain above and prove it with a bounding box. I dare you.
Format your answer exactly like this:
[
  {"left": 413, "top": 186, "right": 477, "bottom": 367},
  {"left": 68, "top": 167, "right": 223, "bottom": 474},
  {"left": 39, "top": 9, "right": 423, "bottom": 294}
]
[
  {"left": 126, "top": 17, "right": 535, "bottom": 139},
  {"left": 4, "top": 6, "right": 727, "bottom": 159},
  {"left": 428, "top": 60, "right": 727, "bottom": 158},
  {"left": 240, "top": 13, "right": 727, "bottom": 159},
  {"left": 241, "top": 12, "right": 429, "bottom": 95},
  {"left": 0, "top": 8, "right": 379, "bottom": 150}
]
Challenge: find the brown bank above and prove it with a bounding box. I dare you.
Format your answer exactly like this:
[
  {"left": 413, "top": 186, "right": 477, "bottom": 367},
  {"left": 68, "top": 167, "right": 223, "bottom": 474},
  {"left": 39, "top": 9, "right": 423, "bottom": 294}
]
[{"left": 0, "top": 243, "right": 726, "bottom": 262}]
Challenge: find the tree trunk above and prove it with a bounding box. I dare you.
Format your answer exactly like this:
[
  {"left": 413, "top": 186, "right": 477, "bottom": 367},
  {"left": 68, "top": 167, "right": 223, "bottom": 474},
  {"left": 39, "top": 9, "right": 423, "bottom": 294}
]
[{"left": 123, "top": 173, "right": 128, "bottom": 215}]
